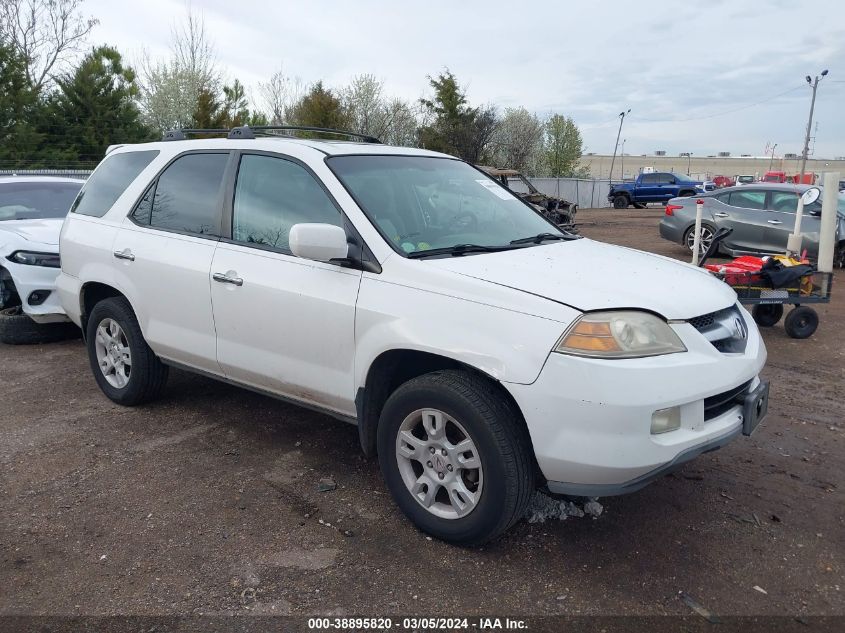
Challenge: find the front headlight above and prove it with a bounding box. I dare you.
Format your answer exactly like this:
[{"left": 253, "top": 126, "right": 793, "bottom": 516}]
[
  {"left": 555, "top": 310, "right": 687, "bottom": 359},
  {"left": 7, "top": 251, "right": 61, "bottom": 268}
]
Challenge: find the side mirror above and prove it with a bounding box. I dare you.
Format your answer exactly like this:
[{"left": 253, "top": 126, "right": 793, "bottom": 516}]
[{"left": 289, "top": 223, "right": 348, "bottom": 263}]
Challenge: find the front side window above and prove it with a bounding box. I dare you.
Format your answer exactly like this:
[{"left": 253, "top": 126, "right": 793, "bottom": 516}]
[
  {"left": 134, "top": 153, "right": 228, "bottom": 236},
  {"left": 327, "top": 155, "right": 563, "bottom": 256},
  {"left": 728, "top": 190, "right": 766, "bottom": 210},
  {"left": 232, "top": 154, "right": 341, "bottom": 251},
  {"left": 640, "top": 173, "right": 658, "bottom": 184},
  {"left": 0, "top": 181, "right": 83, "bottom": 220}
]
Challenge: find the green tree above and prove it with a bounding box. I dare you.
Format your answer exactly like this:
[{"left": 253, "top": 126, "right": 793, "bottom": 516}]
[
  {"left": 46, "top": 45, "right": 151, "bottom": 163},
  {"left": 0, "top": 40, "right": 43, "bottom": 167},
  {"left": 544, "top": 114, "right": 584, "bottom": 177},
  {"left": 288, "top": 81, "right": 349, "bottom": 130},
  {"left": 191, "top": 87, "right": 225, "bottom": 129},
  {"left": 418, "top": 70, "right": 497, "bottom": 163}
]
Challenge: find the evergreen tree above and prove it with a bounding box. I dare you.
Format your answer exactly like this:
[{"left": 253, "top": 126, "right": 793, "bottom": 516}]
[
  {"left": 288, "top": 81, "right": 349, "bottom": 130},
  {"left": 0, "top": 41, "right": 43, "bottom": 167},
  {"left": 46, "top": 46, "right": 151, "bottom": 163}
]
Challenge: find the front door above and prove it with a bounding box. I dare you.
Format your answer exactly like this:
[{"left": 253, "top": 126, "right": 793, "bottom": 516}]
[
  {"left": 764, "top": 190, "right": 822, "bottom": 255},
  {"left": 210, "top": 153, "right": 362, "bottom": 417}
]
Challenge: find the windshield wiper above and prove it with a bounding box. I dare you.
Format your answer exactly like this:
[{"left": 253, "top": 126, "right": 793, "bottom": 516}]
[
  {"left": 509, "top": 232, "right": 569, "bottom": 245},
  {"left": 407, "top": 243, "right": 520, "bottom": 259}
]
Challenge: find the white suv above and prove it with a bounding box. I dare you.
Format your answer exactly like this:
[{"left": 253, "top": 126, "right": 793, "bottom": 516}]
[{"left": 58, "top": 128, "right": 769, "bottom": 545}]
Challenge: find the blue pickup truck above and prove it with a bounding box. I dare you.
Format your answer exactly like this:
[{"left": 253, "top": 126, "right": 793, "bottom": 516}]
[{"left": 608, "top": 172, "right": 711, "bottom": 209}]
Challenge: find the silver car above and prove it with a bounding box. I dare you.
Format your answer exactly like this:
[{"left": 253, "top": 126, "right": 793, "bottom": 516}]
[{"left": 658, "top": 183, "right": 845, "bottom": 265}]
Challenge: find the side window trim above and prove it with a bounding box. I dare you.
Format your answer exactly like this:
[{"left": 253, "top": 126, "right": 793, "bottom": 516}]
[{"left": 125, "top": 149, "right": 234, "bottom": 240}]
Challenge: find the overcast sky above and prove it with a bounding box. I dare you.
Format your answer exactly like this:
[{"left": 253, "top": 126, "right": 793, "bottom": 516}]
[{"left": 83, "top": 0, "right": 845, "bottom": 158}]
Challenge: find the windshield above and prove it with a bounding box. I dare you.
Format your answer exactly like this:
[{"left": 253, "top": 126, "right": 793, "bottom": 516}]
[
  {"left": 738, "top": 176, "right": 754, "bottom": 183},
  {"left": 674, "top": 174, "right": 697, "bottom": 183},
  {"left": 0, "top": 181, "right": 83, "bottom": 220},
  {"left": 327, "top": 156, "right": 563, "bottom": 256}
]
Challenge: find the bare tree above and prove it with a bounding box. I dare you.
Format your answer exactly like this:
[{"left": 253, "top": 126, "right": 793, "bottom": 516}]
[
  {"left": 343, "top": 73, "right": 386, "bottom": 138},
  {"left": 138, "top": 7, "right": 221, "bottom": 132},
  {"left": 382, "top": 98, "right": 419, "bottom": 146},
  {"left": 258, "top": 67, "right": 305, "bottom": 125},
  {"left": 0, "top": 0, "right": 98, "bottom": 91}
]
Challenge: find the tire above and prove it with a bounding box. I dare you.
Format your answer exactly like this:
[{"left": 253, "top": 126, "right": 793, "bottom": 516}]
[
  {"left": 783, "top": 306, "right": 818, "bottom": 339},
  {"left": 684, "top": 222, "right": 717, "bottom": 256},
  {"left": 377, "top": 370, "right": 535, "bottom": 546},
  {"left": 678, "top": 189, "right": 696, "bottom": 198},
  {"left": 85, "top": 296, "right": 169, "bottom": 405},
  {"left": 0, "top": 306, "right": 80, "bottom": 345},
  {"left": 612, "top": 194, "right": 629, "bottom": 209},
  {"left": 751, "top": 304, "right": 784, "bottom": 327}
]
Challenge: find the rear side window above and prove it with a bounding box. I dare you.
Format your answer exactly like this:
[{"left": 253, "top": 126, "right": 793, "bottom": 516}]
[
  {"left": 132, "top": 153, "right": 229, "bottom": 236},
  {"left": 728, "top": 190, "right": 766, "bottom": 210},
  {"left": 640, "top": 173, "right": 658, "bottom": 184},
  {"left": 72, "top": 150, "right": 159, "bottom": 217}
]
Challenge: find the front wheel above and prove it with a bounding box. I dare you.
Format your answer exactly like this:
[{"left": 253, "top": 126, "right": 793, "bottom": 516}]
[
  {"left": 377, "top": 370, "right": 535, "bottom": 546},
  {"left": 612, "top": 195, "right": 629, "bottom": 209},
  {"left": 85, "top": 297, "right": 169, "bottom": 405},
  {"left": 752, "top": 304, "right": 784, "bottom": 327}
]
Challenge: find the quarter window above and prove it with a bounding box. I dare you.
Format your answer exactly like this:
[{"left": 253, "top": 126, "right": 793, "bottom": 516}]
[
  {"left": 73, "top": 150, "right": 159, "bottom": 218},
  {"left": 133, "top": 153, "right": 229, "bottom": 235},
  {"left": 727, "top": 190, "right": 766, "bottom": 210},
  {"left": 232, "top": 154, "right": 342, "bottom": 251}
]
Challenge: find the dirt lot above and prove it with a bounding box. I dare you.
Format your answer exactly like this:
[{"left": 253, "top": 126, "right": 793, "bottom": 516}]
[{"left": 1, "top": 208, "right": 842, "bottom": 621}]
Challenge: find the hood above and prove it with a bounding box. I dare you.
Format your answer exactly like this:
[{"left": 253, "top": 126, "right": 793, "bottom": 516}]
[
  {"left": 426, "top": 238, "right": 737, "bottom": 320},
  {"left": 0, "top": 218, "right": 63, "bottom": 246}
]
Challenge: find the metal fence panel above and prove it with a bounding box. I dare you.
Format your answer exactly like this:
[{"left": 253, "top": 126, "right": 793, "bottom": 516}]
[
  {"left": 528, "top": 178, "right": 612, "bottom": 209},
  {"left": 0, "top": 169, "right": 93, "bottom": 179}
]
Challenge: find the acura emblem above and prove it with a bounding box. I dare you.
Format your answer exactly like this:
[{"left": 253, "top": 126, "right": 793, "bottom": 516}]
[{"left": 733, "top": 317, "right": 747, "bottom": 340}]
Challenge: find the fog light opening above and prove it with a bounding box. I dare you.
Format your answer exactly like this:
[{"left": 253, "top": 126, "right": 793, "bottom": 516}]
[
  {"left": 651, "top": 406, "right": 681, "bottom": 434},
  {"left": 27, "top": 289, "right": 51, "bottom": 306}
]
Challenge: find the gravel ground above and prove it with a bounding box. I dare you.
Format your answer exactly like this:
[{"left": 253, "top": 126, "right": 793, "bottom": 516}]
[{"left": 1, "top": 207, "right": 842, "bottom": 620}]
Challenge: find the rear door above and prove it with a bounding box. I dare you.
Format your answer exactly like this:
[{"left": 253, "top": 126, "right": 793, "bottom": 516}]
[
  {"left": 112, "top": 151, "right": 231, "bottom": 373},
  {"left": 712, "top": 188, "right": 769, "bottom": 253},
  {"left": 653, "top": 173, "right": 678, "bottom": 202},
  {"left": 209, "top": 152, "right": 362, "bottom": 416}
]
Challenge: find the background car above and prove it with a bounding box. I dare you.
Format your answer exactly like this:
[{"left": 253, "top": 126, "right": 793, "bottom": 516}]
[
  {"left": 0, "top": 176, "right": 84, "bottom": 344},
  {"left": 658, "top": 183, "right": 845, "bottom": 266},
  {"left": 735, "top": 175, "right": 756, "bottom": 186}
]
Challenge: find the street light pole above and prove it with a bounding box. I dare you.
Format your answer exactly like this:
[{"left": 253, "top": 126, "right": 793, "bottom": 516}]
[
  {"left": 686, "top": 152, "right": 693, "bottom": 175},
  {"left": 768, "top": 143, "right": 778, "bottom": 172},
  {"left": 608, "top": 109, "right": 630, "bottom": 182},
  {"left": 620, "top": 139, "right": 626, "bottom": 180},
  {"left": 799, "top": 70, "right": 828, "bottom": 183}
]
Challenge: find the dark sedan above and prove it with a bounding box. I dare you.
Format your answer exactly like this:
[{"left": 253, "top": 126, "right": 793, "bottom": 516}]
[{"left": 658, "top": 184, "right": 845, "bottom": 266}]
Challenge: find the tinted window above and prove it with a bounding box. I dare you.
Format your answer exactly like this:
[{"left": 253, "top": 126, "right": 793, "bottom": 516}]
[
  {"left": 73, "top": 151, "right": 159, "bottom": 217},
  {"left": 140, "top": 153, "right": 228, "bottom": 235},
  {"left": 769, "top": 191, "right": 799, "bottom": 212},
  {"left": 0, "top": 181, "right": 83, "bottom": 220},
  {"left": 728, "top": 190, "right": 766, "bottom": 210},
  {"left": 654, "top": 173, "right": 675, "bottom": 184},
  {"left": 640, "top": 173, "right": 658, "bottom": 184},
  {"left": 714, "top": 192, "right": 731, "bottom": 203},
  {"left": 232, "top": 154, "right": 341, "bottom": 250}
]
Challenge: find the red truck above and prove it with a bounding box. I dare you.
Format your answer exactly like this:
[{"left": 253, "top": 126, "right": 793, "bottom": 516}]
[{"left": 763, "top": 171, "right": 817, "bottom": 184}]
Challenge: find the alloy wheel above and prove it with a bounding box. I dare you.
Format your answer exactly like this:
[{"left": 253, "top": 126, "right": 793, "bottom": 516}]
[
  {"left": 687, "top": 225, "right": 714, "bottom": 255},
  {"left": 395, "top": 408, "right": 484, "bottom": 520},
  {"left": 94, "top": 318, "right": 132, "bottom": 389}
]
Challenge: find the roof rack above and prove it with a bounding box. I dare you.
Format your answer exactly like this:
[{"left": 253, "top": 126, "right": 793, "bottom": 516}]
[{"left": 161, "top": 125, "right": 381, "bottom": 144}]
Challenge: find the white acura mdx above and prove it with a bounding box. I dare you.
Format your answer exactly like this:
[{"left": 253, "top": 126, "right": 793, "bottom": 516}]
[{"left": 57, "top": 128, "right": 769, "bottom": 545}]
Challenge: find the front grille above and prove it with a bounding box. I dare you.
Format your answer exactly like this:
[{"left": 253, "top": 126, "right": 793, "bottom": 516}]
[
  {"left": 688, "top": 305, "right": 748, "bottom": 353},
  {"left": 704, "top": 380, "right": 751, "bottom": 421},
  {"left": 689, "top": 312, "right": 716, "bottom": 330}
]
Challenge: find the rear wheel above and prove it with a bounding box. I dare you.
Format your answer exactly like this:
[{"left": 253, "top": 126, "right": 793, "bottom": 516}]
[
  {"left": 377, "top": 370, "right": 535, "bottom": 546},
  {"left": 751, "top": 304, "right": 784, "bottom": 327},
  {"left": 684, "top": 223, "right": 716, "bottom": 256},
  {"left": 85, "top": 297, "right": 168, "bottom": 405},
  {"left": 613, "top": 194, "right": 629, "bottom": 209},
  {"left": 784, "top": 306, "right": 818, "bottom": 339}
]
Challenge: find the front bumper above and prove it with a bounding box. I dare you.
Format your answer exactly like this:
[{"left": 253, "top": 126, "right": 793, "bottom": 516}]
[
  {"left": 0, "top": 260, "right": 68, "bottom": 323},
  {"left": 505, "top": 306, "right": 767, "bottom": 495}
]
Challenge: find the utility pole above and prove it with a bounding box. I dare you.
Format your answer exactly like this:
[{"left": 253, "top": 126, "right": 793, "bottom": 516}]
[
  {"left": 608, "top": 109, "right": 630, "bottom": 183},
  {"left": 681, "top": 152, "right": 693, "bottom": 175},
  {"left": 799, "top": 70, "right": 828, "bottom": 182},
  {"left": 620, "top": 139, "right": 626, "bottom": 180},
  {"left": 768, "top": 143, "right": 778, "bottom": 171}
]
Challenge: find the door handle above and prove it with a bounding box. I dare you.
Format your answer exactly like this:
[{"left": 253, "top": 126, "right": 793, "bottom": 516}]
[
  {"left": 714, "top": 212, "right": 729, "bottom": 217},
  {"left": 113, "top": 249, "right": 135, "bottom": 261},
  {"left": 767, "top": 220, "right": 782, "bottom": 225},
  {"left": 213, "top": 272, "right": 243, "bottom": 286}
]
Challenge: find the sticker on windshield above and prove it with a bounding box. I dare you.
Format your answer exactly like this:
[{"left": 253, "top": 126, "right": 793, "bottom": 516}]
[{"left": 475, "top": 179, "right": 514, "bottom": 200}]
